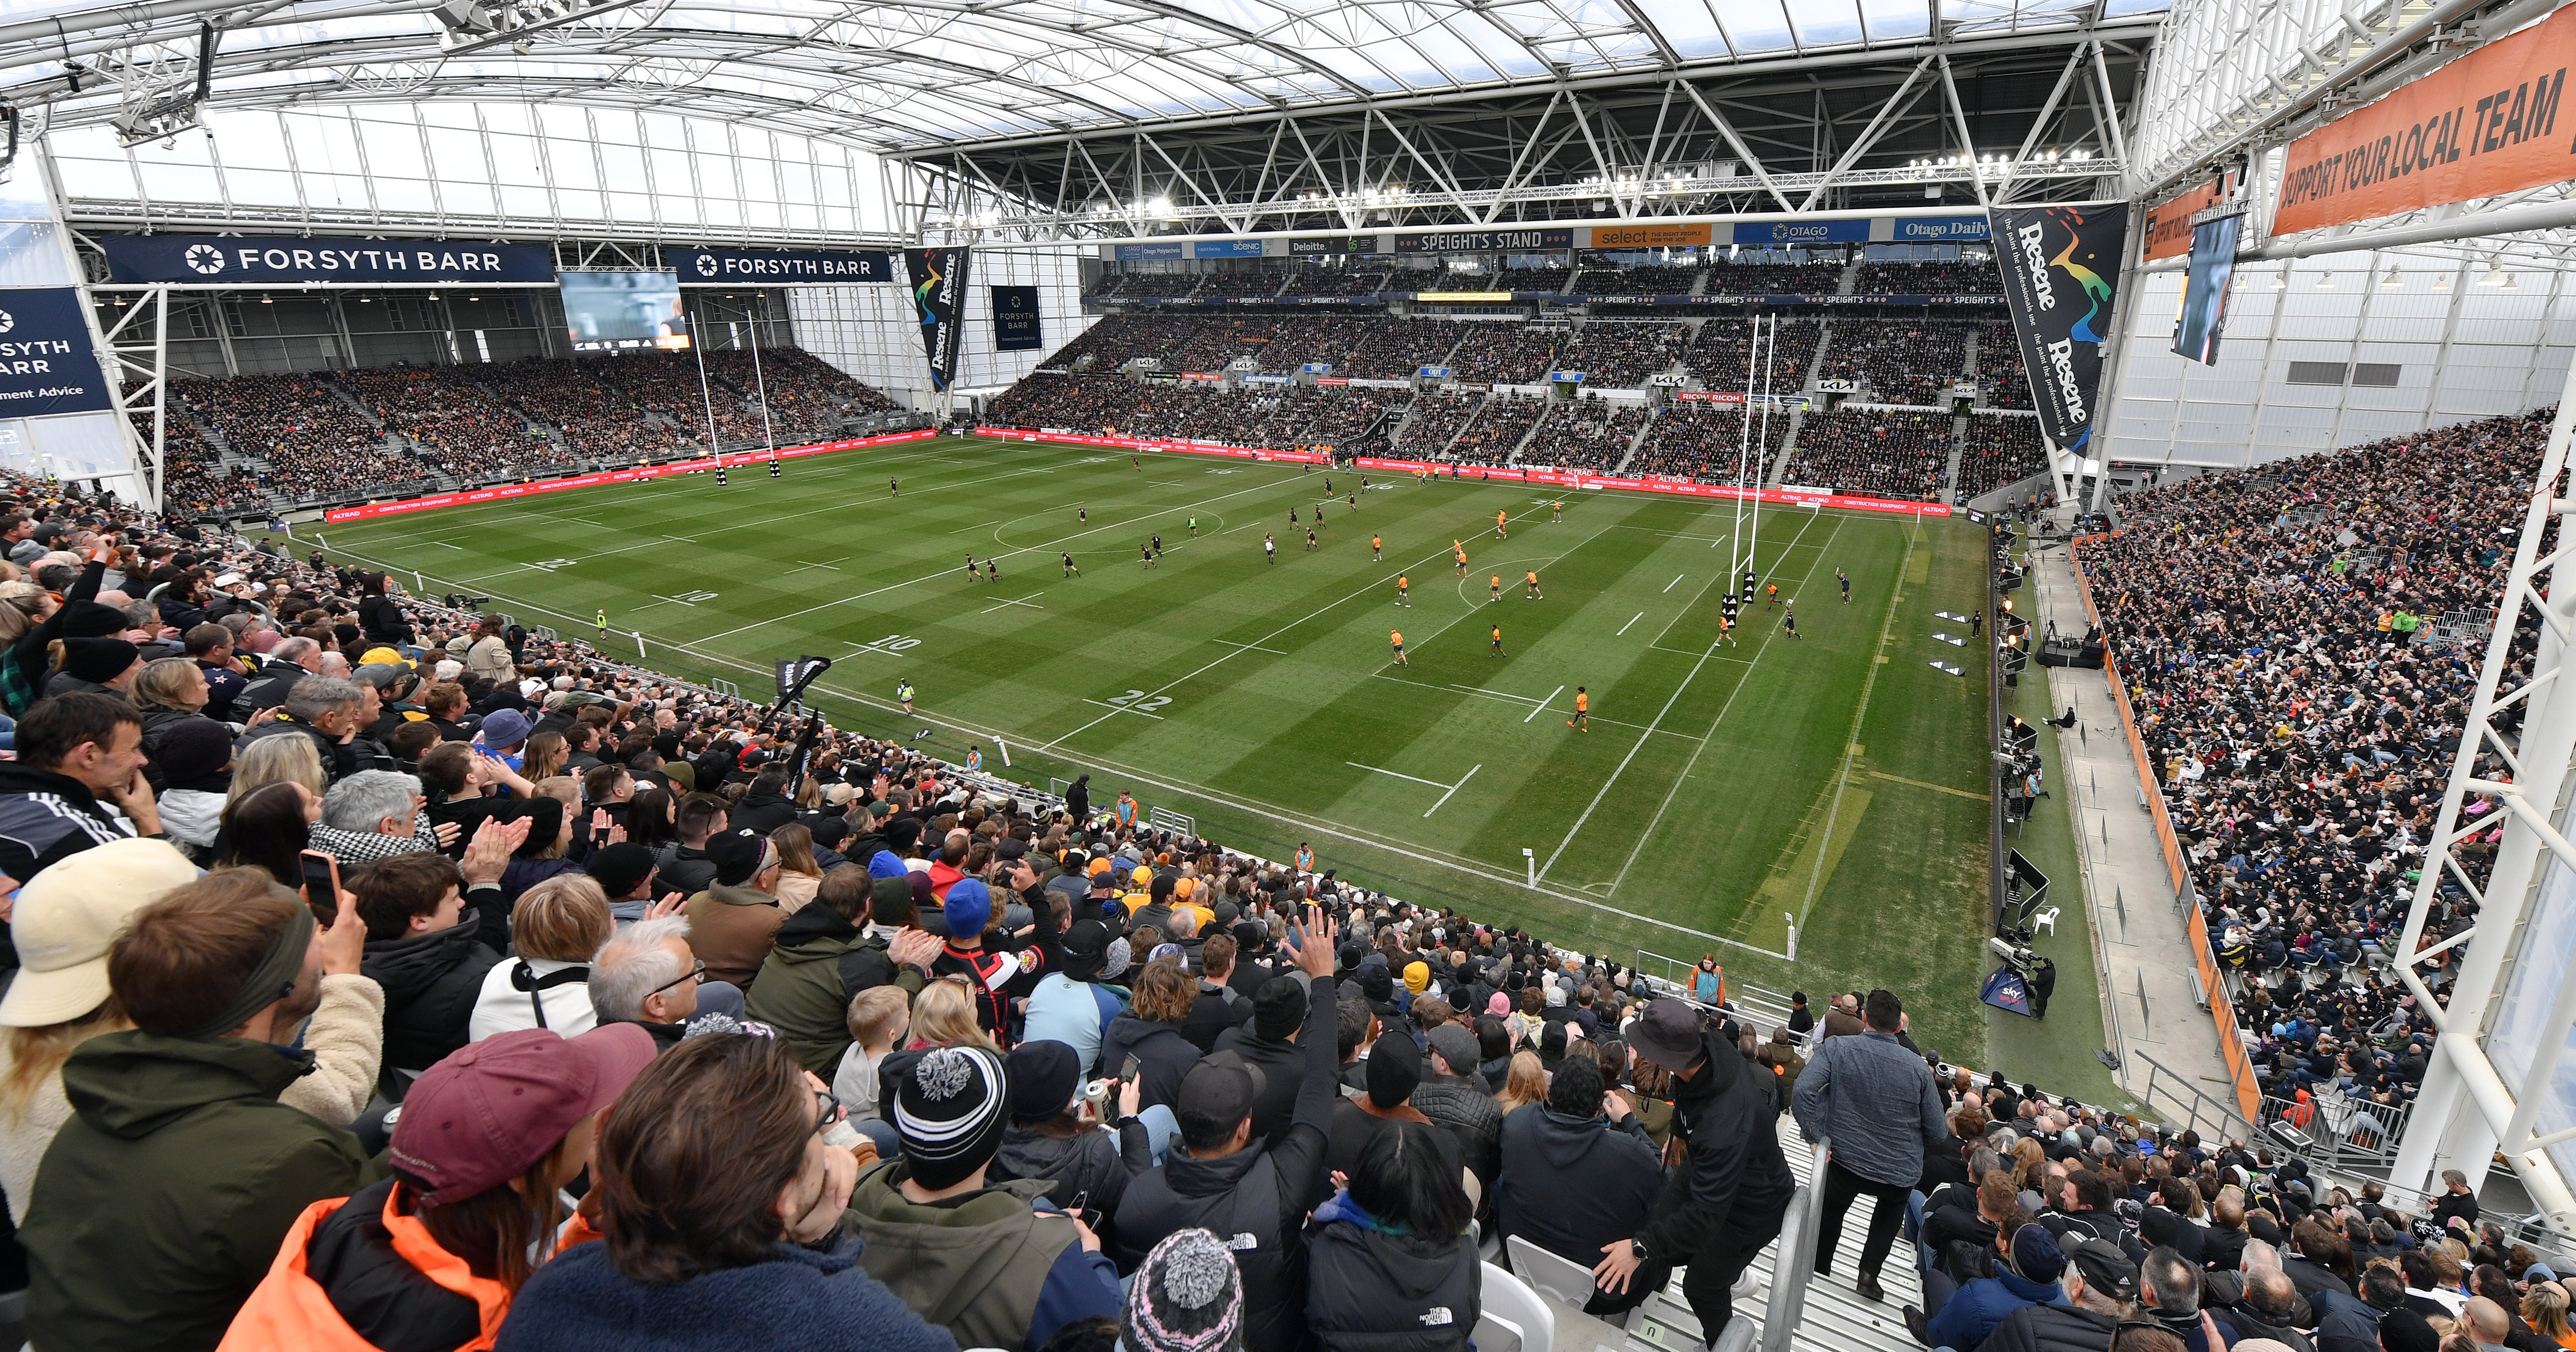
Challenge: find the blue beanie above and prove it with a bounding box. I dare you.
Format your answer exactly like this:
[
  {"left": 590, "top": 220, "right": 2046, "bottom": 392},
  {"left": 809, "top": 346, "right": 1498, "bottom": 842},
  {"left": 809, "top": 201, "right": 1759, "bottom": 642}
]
[
  {"left": 868, "top": 850, "right": 907, "bottom": 879},
  {"left": 944, "top": 879, "right": 993, "bottom": 939}
]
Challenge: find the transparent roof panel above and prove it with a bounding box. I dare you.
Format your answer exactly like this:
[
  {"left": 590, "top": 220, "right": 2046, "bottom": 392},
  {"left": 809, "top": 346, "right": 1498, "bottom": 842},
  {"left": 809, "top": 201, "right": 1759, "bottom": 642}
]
[{"left": 2, "top": 0, "right": 2170, "bottom": 150}]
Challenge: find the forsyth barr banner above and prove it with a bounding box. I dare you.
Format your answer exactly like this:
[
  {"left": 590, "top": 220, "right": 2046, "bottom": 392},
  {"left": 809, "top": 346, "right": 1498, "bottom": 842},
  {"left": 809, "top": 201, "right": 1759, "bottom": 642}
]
[
  {"left": 905, "top": 247, "right": 972, "bottom": 391},
  {"left": 99, "top": 234, "right": 555, "bottom": 285},
  {"left": 991, "top": 285, "right": 1042, "bottom": 352},
  {"left": 1991, "top": 205, "right": 2127, "bottom": 458},
  {"left": 666, "top": 246, "right": 894, "bottom": 284},
  {"left": 2274, "top": 4, "right": 2570, "bottom": 235},
  {"left": 0, "top": 288, "right": 115, "bottom": 417}
]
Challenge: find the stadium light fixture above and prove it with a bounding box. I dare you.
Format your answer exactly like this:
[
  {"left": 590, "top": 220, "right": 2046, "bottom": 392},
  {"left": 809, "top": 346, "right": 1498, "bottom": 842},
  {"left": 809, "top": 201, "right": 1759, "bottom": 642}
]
[
  {"left": 433, "top": 0, "right": 658, "bottom": 55},
  {"left": 2380, "top": 269, "right": 2402, "bottom": 290},
  {"left": 2314, "top": 272, "right": 2333, "bottom": 289}
]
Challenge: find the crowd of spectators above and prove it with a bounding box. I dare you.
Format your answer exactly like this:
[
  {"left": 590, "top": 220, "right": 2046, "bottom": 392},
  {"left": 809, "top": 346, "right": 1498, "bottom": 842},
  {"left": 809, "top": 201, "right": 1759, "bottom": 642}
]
[
  {"left": 1814, "top": 323, "right": 1971, "bottom": 405},
  {"left": 1554, "top": 322, "right": 1686, "bottom": 387},
  {"left": 1780, "top": 407, "right": 1951, "bottom": 501},
  {"left": 1628, "top": 402, "right": 1790, "bottom": 482},
  {"left": 2079, "top": 409, "right": 2554, "bottom": 1134},
  {"left": 1448, "top": 393, "right": 1548, "bottom": 464},
  {"left": 0, "top": 399, "right": 2557, "bottom": 1352},
  {"left": 333, "top": 365, "right": 559, "bottom": 484},
  {"left": 476, "top": 356, "right": 698, "bottom": 465},
  {"left": 703, "top": 348, "right": 901, "bottom": 443},
  {"left": 1703, "top": 260, "right": 1846, "bottom": 295},
  {"left": 1095, "top": 272, "right": 1206, "bottom": 300},
  {"left": 1683, "top": 318, "right": 1821, "bottom": 393},
  {"left": 1276, "top": 267, "right": 1390, "bottom": 297},
  {"left": 1498, "top": 264, "right": 1574, "bottom": 292},
  {"left": 1516, "top": 400, "right": 1647, "bottom": 472},
  {"left": 179, "top": 373, "right": 427, "bottom": 505},
  {"left": 1973, "top": 322, "right": 2035, "bottom": 409},
  {"left": 1572, "top": 265, "right": 1703, "bottom": 296},
  {"left": 1445, "top": 324, "right": 1562, "bottom": 384},
  {"left": 1954, "top": 415, "right": 2050, "bottom": 500},
  {"left": 1852, "top": 260, "right": 2002, "bottom": 294},
  {"left": 1395, "top": 391, "right": 1485, "bottom": 454}
]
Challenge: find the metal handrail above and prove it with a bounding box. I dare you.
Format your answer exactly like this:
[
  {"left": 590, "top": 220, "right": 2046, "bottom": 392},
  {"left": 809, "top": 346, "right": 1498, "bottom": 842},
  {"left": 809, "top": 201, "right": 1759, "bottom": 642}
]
[{"left": 1758, "top": 1136, "right": 1828, "bottom": 1352}]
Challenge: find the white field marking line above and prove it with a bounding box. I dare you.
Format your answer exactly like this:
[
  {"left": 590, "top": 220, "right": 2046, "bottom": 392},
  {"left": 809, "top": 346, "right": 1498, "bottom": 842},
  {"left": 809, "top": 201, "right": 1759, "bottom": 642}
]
[
  {"left": 1664, "top": 574, "right": 1684, "bottom": 593},
  {"left": 1450, "top": 683, "right": 1543, "bottom": 706},
  {"left": 1538, "top": 510, "right": 1828, "bottom": 884},
  {"left": 315, "top": 539, "right": 1787, "bottom": 957},
  {"left": 689, "top": 471, "right": 1317, "bottom": 646},
  {"left": 1527, "top": 684, "right": 1566, "bottom": 721},
  {"left": 1347, "top": 761, "right": 1450, "bottom": 789},
  {"left": 1367, "top": 673, "right": 1700, "bottom": 742},
  {"left": 979, "top": 593, "right": 1045, "bottom": 614},
  {"left": 787, "top": 558, "right": 845, "bottom": 573},
  {"left": 433, "top": 542, "right": 464, "bottom": 550},
  {"left": 1213, "top": 639, "right": 1288, "bottom": 655},
  {"left": 949, "top": 519, "right": 1003, "bottom": 534},
  {"left": 1043, "top": 502, "right": 1592, "bottom": 751},
  {"left": 1601, "top": 524, "right": 1733, "bottom": 544},
  {"left": 1618, "top": 611, "right": 1644, "bottom": 636},
  {"left": 1425, "top": 765, "right": 1480, "bottom": 817},
  {"left": 1601, "top": 514, "right": 1853, "bottom": 900},
  {"left": 1792, "top": 511, "right": 1920, "bottom": 928},
  {"left": 1082, "top": 698, "right": 1164, "bottom": 720}
]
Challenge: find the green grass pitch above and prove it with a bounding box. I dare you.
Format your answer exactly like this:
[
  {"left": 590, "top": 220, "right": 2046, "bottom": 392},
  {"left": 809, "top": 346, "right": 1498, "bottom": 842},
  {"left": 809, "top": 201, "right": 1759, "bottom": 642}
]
[{"left": 315, "top": 434, "right": 2018, "bottom": 1059}]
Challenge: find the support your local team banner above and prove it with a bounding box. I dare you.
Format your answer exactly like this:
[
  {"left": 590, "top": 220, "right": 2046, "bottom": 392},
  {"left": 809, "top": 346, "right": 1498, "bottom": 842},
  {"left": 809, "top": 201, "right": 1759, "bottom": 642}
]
[
  {"left": 2273, "top": 3, "right": 2570, "bottom": 236},
  {"left": 905, "top": 248, "right": 972, "bottom": 391},
  {"left": 1991, "top": 205, "right": 2126, "bottom": 459}
]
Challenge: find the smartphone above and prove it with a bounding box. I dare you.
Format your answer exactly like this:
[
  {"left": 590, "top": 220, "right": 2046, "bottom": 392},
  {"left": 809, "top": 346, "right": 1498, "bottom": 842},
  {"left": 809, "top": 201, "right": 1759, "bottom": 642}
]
[
  {"left": 1121, "top": 1054, "right": 1142, "bottom": 1088},
  {"left": 297, "top": 850, "right": 341, "bottom": 918}
]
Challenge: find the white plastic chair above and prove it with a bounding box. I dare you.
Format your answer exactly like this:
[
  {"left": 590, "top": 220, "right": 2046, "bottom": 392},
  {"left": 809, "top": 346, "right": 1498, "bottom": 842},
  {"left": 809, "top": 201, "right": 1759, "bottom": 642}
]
[
  {"left": 2032, "top": 905, "right": 2060, "bottom": 936},
  {"left": 1505, "top": 1235, "right": 1600, "bottom": 1310},
  {"left": 1480, "top": 1260, "right": 1555, "bottom": 1352}
]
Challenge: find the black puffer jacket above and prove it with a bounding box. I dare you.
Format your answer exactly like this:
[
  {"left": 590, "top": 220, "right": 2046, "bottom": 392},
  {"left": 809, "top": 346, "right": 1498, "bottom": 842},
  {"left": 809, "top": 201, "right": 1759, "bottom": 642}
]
[
  {"left": 988, "top": 1118, "right": 1153, "bottom": 1249},
  {"left": 299, "top": 1177, "right": 482, "bottom": 1350},
  {"left": 1981, "top": 1302, "right": 2124, "bottom": 1352},
  {"left": 360, "top": 913, "right": 501, "bottom": 1099},
  {"left": 1409, "top": 1073, "right": 1505, "bottom": 1209},
  {"left": 1305, "top": 1196, "right": 1480, "bottom": 1352}
]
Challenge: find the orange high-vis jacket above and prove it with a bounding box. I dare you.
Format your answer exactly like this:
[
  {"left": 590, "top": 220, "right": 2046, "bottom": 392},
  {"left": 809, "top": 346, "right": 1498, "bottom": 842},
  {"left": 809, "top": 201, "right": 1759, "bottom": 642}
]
[{"left": 219, "top": 1188, "right": 514, "bottom": 1352}]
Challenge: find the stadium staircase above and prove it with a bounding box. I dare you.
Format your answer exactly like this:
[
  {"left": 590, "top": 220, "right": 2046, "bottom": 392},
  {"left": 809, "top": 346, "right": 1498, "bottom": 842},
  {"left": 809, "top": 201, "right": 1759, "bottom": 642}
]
[
  {"left": 1610, "top": 409, "right": 1657, "bottom": 474},
  {"left": 1501, "top": 1120, "right": 1922, "bottom": 1352},
  {"left": 1937, "top": 330, "right": 1979, "bottom": 502}
]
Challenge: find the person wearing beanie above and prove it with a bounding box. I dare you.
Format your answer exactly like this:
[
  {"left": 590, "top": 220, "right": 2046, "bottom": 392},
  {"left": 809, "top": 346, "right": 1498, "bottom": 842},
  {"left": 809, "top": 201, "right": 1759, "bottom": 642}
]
[
  {"left": 1908, "top": 1216, "right": 2074, "bottom": 1351},
  {"left": 1402, "top": 960, "right": 1431, "bottom": 999},
  {"left": 990, "top": 1039, "right": 1153, "bottom": 1252},
  {"left": 153, "top": 714, "right": 239, "bottom": 855},
  {"left": 223, "top": 1024, "right": 655, "bottom": 1349},
  {"left": 680, "top": 827, "right": 786, "bottom": 990},
  {"left": 582, "top": 841, "right": 664, "bottom": 927},
  {"left": 847, "top": 1044, "right": 1124, "bottom": 1350},
  {"left": 43, "top": 635, "right": 142, "bottom": 700},
  {"left": 1125, "top": 1228, "right": 1247, "bottom": 1352},
  {"left": 1322, "top": 1029, "right": 1469, "bottom": 1215},
  {"left": 929, "top": 877, "right": 1045, "bottom": 1047}
]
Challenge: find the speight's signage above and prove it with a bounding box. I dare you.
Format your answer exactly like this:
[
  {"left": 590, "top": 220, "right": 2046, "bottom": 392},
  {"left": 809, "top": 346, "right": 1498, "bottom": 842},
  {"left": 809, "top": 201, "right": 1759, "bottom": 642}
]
[{"left": 1395, "top": 229, "right": 1573, "bottom": 254}]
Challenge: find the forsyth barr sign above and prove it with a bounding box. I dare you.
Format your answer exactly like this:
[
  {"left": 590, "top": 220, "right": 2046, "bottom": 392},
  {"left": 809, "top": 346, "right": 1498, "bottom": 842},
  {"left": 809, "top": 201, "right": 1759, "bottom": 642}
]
[{"left": 99, "top": 234, "right": 556, "bottom": 285}]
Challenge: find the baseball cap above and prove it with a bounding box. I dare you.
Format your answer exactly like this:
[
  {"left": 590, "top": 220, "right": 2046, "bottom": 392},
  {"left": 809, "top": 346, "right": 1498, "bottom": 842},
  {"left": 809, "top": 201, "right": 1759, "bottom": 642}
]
[
  {"left": 388, "top": 1023, "right": 656, "bottom": 1205},
  {"left": 1176, "top": 1050, "right": 1267, "bottom": 1138},
  {"left": 1425, "top": 1023, "right": 1480, "bottom": 1077},
  {"left": 2062, "top": 1237, "right": 2137, "bottom": 1302},
  {"left": 1628, "top": 998, "right": 1704, "bottom": 1071},
  {"left": 586, "top": 842, "right": 659, "bottom": 899},
  {"left": 1061, "top": 918, "right": 1112, "bottom": 980},
  {"left": 0, "top": 839, "right": 201, "bottom": 1027}
]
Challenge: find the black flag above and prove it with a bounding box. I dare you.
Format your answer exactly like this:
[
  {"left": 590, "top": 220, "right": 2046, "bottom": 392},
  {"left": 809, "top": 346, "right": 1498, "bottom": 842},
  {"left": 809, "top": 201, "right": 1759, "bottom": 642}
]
[
  {"left": 1991, "top": 205, "right": 2128, "bottom": 459},
  {"left": 905, "top": 247, "right": 972, "bottom": 391}
]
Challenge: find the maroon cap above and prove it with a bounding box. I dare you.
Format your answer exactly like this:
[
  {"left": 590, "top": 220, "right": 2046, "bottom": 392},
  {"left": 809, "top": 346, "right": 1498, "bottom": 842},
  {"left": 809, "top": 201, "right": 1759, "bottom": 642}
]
[{"left": 389, "top": 1023, "right": 656, "bottom": 1204}]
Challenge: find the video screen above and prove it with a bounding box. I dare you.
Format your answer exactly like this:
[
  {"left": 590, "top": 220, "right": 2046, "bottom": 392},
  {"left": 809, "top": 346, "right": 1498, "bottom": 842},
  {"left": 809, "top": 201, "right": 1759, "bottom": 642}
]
[
  {"left": 2172, "top": 214, "right": 2241, "bottom": 366},
  {"left": 559, "top": 271, "right": 691, "bottom": 353}
]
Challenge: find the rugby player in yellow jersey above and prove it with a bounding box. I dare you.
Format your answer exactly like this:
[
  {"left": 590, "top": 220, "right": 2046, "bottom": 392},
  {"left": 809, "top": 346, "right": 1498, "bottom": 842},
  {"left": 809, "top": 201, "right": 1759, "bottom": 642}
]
[
  {"left": 1490, "top": 575, "right": 1502, "bottom": 603},
  {"left": 1495, "top": 508, "right": 1508, "bottom": 539},
  {"left": 1567, "top": 686, "right": 1589, "bottom": 731},
  {"left": 1524, "top": 570, "right": 1542, "bottom": 600},
  {"left": 1395, "top": 574, "right": 1411, "bottom": 607},
  {"left": 1371, "top": 533, "right": 1382, "bottom": 561},
  {"left": 1490, "top": 623, "right": 1505, "bottom": 656},
  {"left": 1390, "top": 630, "right": 1408, "bottom": 665}
]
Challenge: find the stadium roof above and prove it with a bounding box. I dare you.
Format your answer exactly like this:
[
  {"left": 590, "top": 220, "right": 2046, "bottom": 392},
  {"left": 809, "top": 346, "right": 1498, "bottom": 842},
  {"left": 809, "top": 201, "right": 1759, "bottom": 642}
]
[{"left": 0, "top": 0, "right": 2167, "bottom": 152}]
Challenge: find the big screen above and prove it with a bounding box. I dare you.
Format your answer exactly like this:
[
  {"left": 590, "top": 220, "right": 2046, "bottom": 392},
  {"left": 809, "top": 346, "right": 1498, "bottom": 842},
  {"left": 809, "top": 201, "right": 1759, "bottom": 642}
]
[
  {"left": 2172, "top": 214, "right": 2241, "bottom": 366},
  {"left": 559, "top": 271, "right": 691, "bottom": 353}
]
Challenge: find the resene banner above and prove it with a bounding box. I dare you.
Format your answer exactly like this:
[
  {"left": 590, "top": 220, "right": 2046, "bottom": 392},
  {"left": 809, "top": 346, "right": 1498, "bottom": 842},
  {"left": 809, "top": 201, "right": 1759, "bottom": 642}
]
[
  {"left": 99, "top": 234, "right": 555, "bottom": 285},
  {"left": 905, "top": 247, "right": 972, "bottom": 391},
  {"left": 667, "top": 246, "right": 894, "bottom": 284},
  {"left": 1991, "top": 204, "right": 2127, "bottom": 457},
  {"left": 2273, "top": 5, "right": 2571, "bottom": 236},
  {"left": 992, "top": 285, "right": 1042, "bottom": 352},
  {"left": 0, "top": 288, "right": 114, "bottom": 417}
]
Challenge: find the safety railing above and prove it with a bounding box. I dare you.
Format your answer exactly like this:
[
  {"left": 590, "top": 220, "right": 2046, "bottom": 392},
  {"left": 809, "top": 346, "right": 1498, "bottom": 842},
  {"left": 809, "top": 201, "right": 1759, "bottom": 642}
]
[{"left": 1757, "top": 1137, "right": 1829, "bottom": 1352}]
